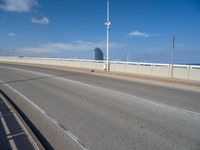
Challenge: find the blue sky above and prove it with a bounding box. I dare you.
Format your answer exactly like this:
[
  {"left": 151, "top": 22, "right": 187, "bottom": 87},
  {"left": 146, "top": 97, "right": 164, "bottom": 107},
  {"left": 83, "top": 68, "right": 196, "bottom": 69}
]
[{"left": 0, "top": 0, "right": 200, "bottom": 64}]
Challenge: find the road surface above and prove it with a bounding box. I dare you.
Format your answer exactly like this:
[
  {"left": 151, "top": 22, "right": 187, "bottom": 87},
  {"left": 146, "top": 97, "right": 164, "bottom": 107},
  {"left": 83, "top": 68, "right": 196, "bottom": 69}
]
[{"left": 0, "top": 63, "right": 200, "bottom": 150}]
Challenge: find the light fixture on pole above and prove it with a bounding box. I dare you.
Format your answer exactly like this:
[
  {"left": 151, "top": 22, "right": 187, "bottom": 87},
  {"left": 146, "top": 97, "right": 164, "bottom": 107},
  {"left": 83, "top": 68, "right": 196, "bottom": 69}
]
[
  {"left": 171, "top": 34, "right": 175, "bottom": 78},
  {"left": 105, "top": 0, "right": 111, "bottom": 71}
]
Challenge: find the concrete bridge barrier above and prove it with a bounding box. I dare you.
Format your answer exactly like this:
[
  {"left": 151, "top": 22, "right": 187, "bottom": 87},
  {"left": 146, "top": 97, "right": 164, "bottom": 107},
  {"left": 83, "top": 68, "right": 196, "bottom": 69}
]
[{"left": 0, "top": 57, "right": 199, "bottom": 81}]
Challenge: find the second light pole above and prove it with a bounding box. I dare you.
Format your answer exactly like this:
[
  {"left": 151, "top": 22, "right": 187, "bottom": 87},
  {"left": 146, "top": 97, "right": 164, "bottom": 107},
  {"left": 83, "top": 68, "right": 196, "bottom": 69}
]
[{"left": 171, "top": 34, "right": 175, "bottom": 78}]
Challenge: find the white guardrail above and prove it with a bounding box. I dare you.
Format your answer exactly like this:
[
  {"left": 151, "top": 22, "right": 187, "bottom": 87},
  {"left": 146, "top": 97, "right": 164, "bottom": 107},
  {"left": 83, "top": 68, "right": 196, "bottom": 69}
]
[{"left": 0, "top": 56, "right": 200, "bottom": 81}]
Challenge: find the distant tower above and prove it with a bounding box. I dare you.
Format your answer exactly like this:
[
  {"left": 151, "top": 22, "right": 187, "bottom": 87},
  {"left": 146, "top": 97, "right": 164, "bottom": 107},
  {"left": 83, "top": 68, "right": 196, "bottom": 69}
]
[{"left": 94, "top": 47, "right": 104, "bottom": 60}]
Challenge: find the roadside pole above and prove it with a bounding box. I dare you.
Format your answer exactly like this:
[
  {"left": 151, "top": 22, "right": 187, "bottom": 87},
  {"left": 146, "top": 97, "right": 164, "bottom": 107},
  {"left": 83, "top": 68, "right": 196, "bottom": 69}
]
[{"left": 171, "top": 34, "right": 175, "bottom": 78}]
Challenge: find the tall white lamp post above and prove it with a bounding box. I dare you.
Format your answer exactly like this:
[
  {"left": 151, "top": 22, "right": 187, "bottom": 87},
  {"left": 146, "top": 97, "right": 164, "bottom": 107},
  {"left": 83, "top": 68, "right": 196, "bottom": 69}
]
[{"left": 105, "top": 0, "right": 111, "bottom": 71}]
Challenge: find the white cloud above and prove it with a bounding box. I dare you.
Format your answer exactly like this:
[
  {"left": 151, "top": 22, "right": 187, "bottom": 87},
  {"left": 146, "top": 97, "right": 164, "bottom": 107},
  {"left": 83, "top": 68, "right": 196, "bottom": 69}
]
[
  {"left": 129, "top": 30, "right": 150, "bottom": 38},
  {"left": 19, "top": 41, "right": 126, "bottom": 54},
  {"left": 31, "top": 17, "right": 49, "bottom": 25},
  {"left": 129, "top": 30, "right": 160, "bottom": 38},
  {"left": 8, "top": 32, "right": 16, "bottom": 37},
  {"left": 0, "top": 0, "right": 38, "bottom": 12}
]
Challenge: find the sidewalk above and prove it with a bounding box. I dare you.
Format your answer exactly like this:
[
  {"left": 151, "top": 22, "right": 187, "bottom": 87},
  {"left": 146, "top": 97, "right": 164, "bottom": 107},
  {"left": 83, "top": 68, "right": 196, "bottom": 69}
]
[{"left": 0, "top": 96, "right": 35, "bottom": 150}]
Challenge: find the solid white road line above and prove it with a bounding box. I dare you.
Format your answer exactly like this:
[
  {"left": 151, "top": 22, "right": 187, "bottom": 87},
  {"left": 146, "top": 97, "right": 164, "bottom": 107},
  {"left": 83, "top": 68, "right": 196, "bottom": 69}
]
[{"left": 0, "top": 80, "right": 90, "bottom": 150}]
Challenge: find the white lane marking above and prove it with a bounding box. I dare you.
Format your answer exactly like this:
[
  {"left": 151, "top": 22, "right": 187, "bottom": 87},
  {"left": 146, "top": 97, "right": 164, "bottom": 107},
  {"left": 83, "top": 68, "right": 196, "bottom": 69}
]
[
  {"left": 61, "top": 79, "right": 200, "bottom": 120},
  {"left": 0, "top": 81, "right": 90, "bottom": 150},
  {"left": 1, "top": 65, "right": 200, "bottom": 119}
]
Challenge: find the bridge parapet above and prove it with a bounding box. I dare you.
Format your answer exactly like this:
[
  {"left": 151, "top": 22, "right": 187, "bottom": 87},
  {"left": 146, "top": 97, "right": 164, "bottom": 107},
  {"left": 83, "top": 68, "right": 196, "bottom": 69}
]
[{"left": 0, "top": 57, "right": 199, "bottom": 81}]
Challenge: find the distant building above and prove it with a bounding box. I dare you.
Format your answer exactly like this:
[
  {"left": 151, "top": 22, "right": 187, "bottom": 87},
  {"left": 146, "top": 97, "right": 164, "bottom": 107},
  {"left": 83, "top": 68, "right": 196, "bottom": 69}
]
[{"left": 93, "top": 47, "right": 104, "bottom": 60}]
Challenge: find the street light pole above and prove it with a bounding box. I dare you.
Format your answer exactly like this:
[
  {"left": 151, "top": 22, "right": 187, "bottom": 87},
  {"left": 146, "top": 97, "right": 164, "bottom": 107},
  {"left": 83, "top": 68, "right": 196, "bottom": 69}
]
[
  {"left": 105, "top": 0, "right": 111, "bottom": 71},
  {"left": 171, "top": 34, "right": 175, "bottom": 78}
]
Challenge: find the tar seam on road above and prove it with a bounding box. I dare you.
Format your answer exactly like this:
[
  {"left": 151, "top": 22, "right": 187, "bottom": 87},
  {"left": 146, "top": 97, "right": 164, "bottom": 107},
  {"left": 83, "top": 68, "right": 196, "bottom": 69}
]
[
  {"left": 2, "top": 65, "right": 200, "bottom": 119},
  {"left": 0, "top": 79, "right": 90, "bottom": 150}
]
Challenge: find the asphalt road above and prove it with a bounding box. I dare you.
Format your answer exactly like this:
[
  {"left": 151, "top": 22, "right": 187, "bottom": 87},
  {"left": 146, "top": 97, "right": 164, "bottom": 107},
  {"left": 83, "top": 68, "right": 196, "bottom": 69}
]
[{"left": 0, "top": 63, "right": 200, "bottom": 150}]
